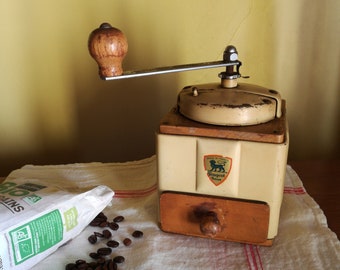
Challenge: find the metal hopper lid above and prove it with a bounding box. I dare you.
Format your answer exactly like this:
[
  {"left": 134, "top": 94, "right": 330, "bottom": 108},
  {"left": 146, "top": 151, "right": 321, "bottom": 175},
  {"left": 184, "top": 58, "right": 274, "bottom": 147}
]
[{"left": 178, "top": 82, "right": 282, "bottom": 126}]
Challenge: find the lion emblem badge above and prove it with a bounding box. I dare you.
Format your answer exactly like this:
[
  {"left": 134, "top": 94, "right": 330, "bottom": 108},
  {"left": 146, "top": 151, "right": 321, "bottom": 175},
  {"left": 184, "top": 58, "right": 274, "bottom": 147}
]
[{"left": 203, "top": 155, "right": 232, "bottom": 186}]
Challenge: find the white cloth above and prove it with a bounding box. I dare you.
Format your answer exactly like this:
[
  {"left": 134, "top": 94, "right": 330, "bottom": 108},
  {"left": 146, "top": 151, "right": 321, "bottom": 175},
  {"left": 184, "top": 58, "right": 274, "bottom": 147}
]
[{"left": 5, "top": 156, "right": 340, "bottom": 270}]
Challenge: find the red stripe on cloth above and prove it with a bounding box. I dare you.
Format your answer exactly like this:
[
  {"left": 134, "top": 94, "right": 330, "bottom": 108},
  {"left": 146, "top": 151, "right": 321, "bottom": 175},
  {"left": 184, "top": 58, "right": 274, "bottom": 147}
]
[
  {"left": 255, "top": 245, "right": 264, "bottom": 270},
  {"left": 113, "top": 183, "right": 158, "bottom": 198},
  {"left": 284, "top": 186, "right": 306, "bottom": 195},
  {"left": 244, "top": 244, "right": 263, "bottom": 270}
]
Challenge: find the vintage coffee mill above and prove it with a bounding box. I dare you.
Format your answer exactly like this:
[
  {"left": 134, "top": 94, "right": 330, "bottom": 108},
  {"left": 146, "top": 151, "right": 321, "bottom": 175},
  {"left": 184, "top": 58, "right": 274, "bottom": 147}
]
[{"left": 88, "top": 23, "right": 289, "bottom": 246}]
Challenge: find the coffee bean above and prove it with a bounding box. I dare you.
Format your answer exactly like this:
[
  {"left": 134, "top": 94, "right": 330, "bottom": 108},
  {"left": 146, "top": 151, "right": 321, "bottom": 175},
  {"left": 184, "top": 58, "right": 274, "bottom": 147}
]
[
  {"left": 97, "top": 247, "right": 112, "bottom": 256},
  {"left": 111, "top": 263, "right": 118, "bottom": 270},
  {"left": 88, "top": 261, "right": 98, "bottom": 268},
  {"left": 105, "top": 260, "right": 117, "bottom": 270},
  {"left": 113, "top": 215, "right": 124, "bottom": 223},
  {"left": 108, "top": 222, "right": 119, "bottom": 231},
  {"left": 65, "top": 263, "right": 76, "bottom": 270},
  {"left": 99, "top": 221, "right": 108, "bottom": 227},
  {"left": 89, "top": 252, "right": 101, "bottom": 259},
  {"left": 113, "top": 255, "right": 125, "bottom": 264},
  {"left": 89, "top": 219, "right": 102, "bottom": 227},
  {"left": 89, "top": 213, "right": 108, "bottom": 226},
  {"left": 94, "top": 231, "right": 104, "bottom": 238},
  {"left": 88, "top": 234, "right": 97, "bottom": 244},
  {"left": 106, "top": 240, "right": 119, "bottom": 248},
  {"left": 96, "top": 212, "right": 108, "bottom": 220},
  {"left": 102, "top": 229, "right": 112, "bottom": 239},
  {"left": 123, "top": 238, "right": 132, "bottom": 246},
  {"left": 96, "top": 257, "right": 106, "bottom": 264},
  {"left": 132, "top": 230, "right": 144, "bottom": 238},
  {"left": 75, "top": 259, "right": 86, "bottom": 265},
  {"left": 76, "top": 262, "right": 88, "bottom": 270}
]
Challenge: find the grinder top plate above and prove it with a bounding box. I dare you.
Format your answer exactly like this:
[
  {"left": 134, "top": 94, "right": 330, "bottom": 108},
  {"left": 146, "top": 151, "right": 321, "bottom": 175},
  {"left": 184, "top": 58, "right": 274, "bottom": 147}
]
[
  {"left": 178, "top": 82, "right": 282, "bottom": 126},
  {"left": 160, "top": 100, "right": 286, "bottom": 144}
]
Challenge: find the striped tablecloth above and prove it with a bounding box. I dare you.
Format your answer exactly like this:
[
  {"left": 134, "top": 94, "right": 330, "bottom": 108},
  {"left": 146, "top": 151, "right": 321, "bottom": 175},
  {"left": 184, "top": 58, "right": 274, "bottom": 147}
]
[{"left": 5, "top": 156, "right": 340, "bottom": 270}]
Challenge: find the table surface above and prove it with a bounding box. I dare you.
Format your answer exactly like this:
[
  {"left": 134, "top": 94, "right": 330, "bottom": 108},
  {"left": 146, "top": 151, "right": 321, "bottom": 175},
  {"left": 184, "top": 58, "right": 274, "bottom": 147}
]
[
  {"left": 289, "top": 160, "right": 340, "bottom": 238},
  {"left": 1, "top": 160, "right": 339, "bottom": 238}
]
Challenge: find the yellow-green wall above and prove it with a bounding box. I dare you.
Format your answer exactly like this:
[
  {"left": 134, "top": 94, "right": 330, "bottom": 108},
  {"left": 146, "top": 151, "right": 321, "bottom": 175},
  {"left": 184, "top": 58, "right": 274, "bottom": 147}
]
[{"left": 0, "top": 0, "right": 339, "bottom": 175}]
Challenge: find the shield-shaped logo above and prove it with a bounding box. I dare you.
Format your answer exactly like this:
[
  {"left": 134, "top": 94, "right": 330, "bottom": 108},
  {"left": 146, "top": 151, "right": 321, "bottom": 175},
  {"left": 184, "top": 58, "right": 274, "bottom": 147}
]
[{"left": 203, "top": 155, "right": 232, "bottom": 186}]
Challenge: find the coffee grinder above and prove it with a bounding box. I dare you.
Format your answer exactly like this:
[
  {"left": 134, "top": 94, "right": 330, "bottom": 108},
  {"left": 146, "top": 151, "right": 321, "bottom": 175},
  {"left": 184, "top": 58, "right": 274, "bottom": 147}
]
[{"left": 88, "top": 23, "right": 289, "bottom": 246}]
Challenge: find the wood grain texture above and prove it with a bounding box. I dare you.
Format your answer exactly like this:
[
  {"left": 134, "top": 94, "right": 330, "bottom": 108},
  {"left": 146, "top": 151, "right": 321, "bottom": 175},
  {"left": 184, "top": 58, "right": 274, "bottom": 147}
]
[
  {"left": 160, "top": 191, "right": 272, "bottom": 246},
  {"left": 159, "top": 101, "right": 287, "bottom": 144},
  {"left": 88, "top": 23, "right": 128, "bottom": 78},
  {"left": 289, "top": 160, "right": 340, "bottom": 238}
]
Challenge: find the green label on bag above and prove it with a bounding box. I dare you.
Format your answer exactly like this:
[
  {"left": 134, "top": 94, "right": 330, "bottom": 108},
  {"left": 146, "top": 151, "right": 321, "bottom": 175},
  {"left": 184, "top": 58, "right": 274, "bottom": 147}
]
[
  {"left": 9, "top": 209, "right": 63, "bottom": 265},
  {"left": 22, "top": 194, "right": 42, "bottom": 205}
]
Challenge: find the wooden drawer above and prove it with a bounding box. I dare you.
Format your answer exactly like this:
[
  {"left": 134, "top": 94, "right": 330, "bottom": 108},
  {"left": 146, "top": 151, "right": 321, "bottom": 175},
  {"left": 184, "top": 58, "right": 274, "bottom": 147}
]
[{"left": 160, "top": 191, "right": 272, "bottom": 246}]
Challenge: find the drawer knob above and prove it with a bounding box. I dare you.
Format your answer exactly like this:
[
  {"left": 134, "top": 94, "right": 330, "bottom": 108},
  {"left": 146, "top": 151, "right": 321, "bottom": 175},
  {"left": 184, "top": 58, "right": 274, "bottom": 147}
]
[{"left": 199, "top": 211, "right": 222, "bottom": 236}]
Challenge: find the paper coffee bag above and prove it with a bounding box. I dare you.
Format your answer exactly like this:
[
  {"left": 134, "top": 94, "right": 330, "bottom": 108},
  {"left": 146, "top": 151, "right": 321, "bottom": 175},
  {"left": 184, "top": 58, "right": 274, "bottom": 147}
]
[{"left": 0, "top": 177, "right": 114, "bottom": 270}]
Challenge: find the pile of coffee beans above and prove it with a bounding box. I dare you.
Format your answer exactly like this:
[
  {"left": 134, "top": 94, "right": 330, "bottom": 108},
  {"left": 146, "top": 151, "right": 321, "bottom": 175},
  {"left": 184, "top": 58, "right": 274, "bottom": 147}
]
[{"left": 65, "top": 212, "right": 144, "bottom": 270}]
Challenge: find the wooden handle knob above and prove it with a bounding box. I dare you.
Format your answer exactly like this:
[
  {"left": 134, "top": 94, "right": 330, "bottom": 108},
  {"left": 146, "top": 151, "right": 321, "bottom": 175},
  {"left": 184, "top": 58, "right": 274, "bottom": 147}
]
[
  {"left": 88, "top": 23, "right": 128, "bottom": 78},
  {"left": 199, "top": 211, "right": 222, "bottom": 236}
]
